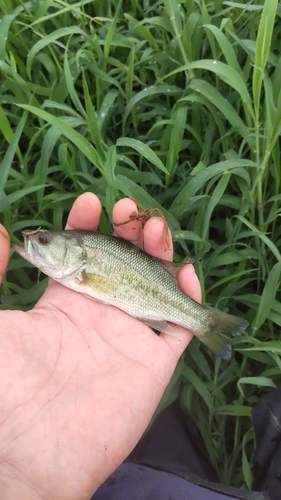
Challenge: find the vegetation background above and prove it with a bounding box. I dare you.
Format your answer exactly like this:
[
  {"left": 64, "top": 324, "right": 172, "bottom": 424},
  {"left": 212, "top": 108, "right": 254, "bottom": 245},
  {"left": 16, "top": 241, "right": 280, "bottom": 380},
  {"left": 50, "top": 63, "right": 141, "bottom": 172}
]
[{"left": 0, "top": 0, "right": 280, "bottom": 489}]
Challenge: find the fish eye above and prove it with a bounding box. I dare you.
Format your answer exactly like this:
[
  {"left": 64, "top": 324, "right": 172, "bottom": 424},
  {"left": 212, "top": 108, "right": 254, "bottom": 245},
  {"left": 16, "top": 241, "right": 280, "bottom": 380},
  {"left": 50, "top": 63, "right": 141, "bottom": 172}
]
[{"left": 38, "top": 233, "right": 50, "bottom": 245}]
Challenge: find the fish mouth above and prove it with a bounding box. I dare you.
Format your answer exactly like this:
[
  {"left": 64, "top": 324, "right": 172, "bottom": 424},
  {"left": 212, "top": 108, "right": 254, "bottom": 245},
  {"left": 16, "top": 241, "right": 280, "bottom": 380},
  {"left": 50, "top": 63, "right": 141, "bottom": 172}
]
[
  {"left": 12, "top": 233, "right": 42, "bottom": 262},
  {"left": 25, "top": 234, "right": 39, "bottom": 259}
]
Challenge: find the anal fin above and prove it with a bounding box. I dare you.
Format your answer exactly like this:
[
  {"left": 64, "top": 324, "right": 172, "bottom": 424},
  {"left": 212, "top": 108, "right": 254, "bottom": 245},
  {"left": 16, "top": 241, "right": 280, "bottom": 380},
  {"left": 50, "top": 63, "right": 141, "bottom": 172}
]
[{"left": 136, "top": 318, "right": 179, "bottom": 337}]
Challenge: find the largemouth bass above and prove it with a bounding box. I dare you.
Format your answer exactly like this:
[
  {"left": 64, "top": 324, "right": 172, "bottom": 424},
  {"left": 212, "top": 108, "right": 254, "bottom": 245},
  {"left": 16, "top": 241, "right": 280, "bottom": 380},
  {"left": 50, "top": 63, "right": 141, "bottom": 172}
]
[{"left": 12, "top": 229, "right": 248, "bottom": 359}]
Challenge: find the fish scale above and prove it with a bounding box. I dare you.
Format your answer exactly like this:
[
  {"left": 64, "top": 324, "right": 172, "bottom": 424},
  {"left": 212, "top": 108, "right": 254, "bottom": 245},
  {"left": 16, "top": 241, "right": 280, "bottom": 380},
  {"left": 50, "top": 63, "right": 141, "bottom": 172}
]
[{"left": 12, "top": 229, "right": 249, "bottom": 360}]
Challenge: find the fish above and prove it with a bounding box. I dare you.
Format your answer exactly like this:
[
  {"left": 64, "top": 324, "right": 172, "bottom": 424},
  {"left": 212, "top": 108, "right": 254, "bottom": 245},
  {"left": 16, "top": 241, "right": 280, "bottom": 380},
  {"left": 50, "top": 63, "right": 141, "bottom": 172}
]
[{"left": 12, "top": 228, "right": 249, "bottom": 359}]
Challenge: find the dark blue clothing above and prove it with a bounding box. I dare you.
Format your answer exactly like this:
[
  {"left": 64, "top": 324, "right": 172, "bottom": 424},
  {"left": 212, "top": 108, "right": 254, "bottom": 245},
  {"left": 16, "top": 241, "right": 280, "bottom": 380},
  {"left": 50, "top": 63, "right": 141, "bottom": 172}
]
[{"left": 93, "top": 463, "right": 265, "bottom": 500}]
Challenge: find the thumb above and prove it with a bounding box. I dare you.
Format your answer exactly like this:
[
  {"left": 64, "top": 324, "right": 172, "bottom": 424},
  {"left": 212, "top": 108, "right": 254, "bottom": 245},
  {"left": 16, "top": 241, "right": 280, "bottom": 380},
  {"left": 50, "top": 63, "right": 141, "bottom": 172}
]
[{"left": 0, "top": 225, "right": 10, "bottom": 285}]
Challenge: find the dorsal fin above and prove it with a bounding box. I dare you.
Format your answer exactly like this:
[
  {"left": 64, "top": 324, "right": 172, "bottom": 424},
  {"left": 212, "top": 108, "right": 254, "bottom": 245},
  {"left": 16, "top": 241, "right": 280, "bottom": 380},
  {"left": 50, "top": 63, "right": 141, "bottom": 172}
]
[{"left": 152, "top": 256, "right": 194, "bottom": 279}]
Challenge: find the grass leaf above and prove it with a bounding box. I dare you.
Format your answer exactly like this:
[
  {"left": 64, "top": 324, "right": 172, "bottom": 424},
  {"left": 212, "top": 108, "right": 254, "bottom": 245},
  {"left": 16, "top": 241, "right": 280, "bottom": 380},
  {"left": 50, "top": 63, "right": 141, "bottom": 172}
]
[
  {"left": 252, "top": 261, "right": 281, "bottom": 331},
  {"left": 18, "top": 105, "right": 104, "bottom": 174},
  {"left": 117, "top": 138, "right": 168, "bottom": 174}
]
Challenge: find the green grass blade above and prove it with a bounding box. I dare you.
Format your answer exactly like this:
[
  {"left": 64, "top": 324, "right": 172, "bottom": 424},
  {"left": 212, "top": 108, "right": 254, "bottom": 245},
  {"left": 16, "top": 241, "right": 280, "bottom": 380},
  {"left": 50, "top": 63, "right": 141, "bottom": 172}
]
[
  {"left": 165, "top": 60, "right": 255, "bottom": 120},
  {"left": 37, "top": 126, "right": 62, "bottom": 209},
  {"left": 0, "top": 12, "right": 17, "bottom": 60},
  {"left": 125, "top": 14, "right": 159, "bottom": 51},
  {"left": 238, "top": 377, "right": 276, "bottom": 398},
  {"left": 171, "top": 160, "right": 256, "bottom": 217},
  {"left": 182, "top": 366, "right": 213, "bottom": 411},
  {"left": 252, "top": 261, "right": 281, "bottom": 331},
  {"left": 165, "top": 105, "right": 187, "bottom": 184},
  {"left": 125, "top": 45, "right": 135, "bottom": 102},
  {"left": 252, "top": 0, "right": 278, "bottom": 118},
  {"left": 117, "top": 138, "right": 168, "bottom": 174},
  {"left": 123, "top": 85, "right": 182, "bottom": 128},
  {"left": 201, "top": 173, "right": 231, "bottom": 241},
  {"left": 1, "top": 185, "right": 48, "bottom": 212},
  {"left": 64, "top": 45, "right": 86, "bottom": 118},
  {"left": 18, "top": 105, "right": 104, "bottom": 174},
  {"left": 104, "top": 145, "right": 117, "bottom": 186},
  {"left": 27, "top": 27, "right": 83, "bottom": 78},
  {"left": 104, "top": 0, "right": 123, "bottom": 59},
  {"left": 82, "top": 72, "right": 106, "bottom": 161},
  {"left": 97, "top": 90, "right": 119, "bottom": 130},
  {"left": 188, "top": 79, "right": 253, "bottom": 147},
  {"left": 270, "top": 87, "right": 281, "bottom": 152},
  {"left": 164, "top": 0, "right": 182, "bottom": 37},
  {"left": 25, "top": 0, "right": 94, "bottom": 28},
  {"left": 242, "top": 430, "right": 253, "bottom": 489},
  {"left": 0, "top": 109, "right": 28, "bottom": 193},
  {"left": 0, "top": 104, "right": 23, "bottom": 163},
  {"left": 203, "top": 24, "right": 243, "bottom": 77},
  {"left": 236, "top": 215, "right": 281, "bottom": 262}
]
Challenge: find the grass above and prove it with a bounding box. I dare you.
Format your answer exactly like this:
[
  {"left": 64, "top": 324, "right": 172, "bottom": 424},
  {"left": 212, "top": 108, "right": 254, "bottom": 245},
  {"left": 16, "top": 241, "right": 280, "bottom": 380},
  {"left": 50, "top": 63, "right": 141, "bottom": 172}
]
[{"left": 1, "top": 0, "right": 281, "bottom": 490}]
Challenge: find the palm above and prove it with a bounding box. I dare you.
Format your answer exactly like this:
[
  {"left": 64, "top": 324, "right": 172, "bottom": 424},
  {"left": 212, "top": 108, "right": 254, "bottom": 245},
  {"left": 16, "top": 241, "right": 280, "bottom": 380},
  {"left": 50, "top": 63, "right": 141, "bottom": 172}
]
[{"left": 0, "top": 194, "right": 200, "bottom": 500}]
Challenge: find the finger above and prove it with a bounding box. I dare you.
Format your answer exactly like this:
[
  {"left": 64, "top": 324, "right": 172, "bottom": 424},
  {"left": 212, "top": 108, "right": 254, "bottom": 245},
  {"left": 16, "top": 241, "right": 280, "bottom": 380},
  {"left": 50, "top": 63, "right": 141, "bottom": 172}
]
[
  {"left": 143, "top": 217, "right": 173, "bottom": 261},
  {"left": 113, "top": 198, "right": 143, "bottom": 247},
  {"left": 65, "top": 192, "right": 102, "bottom": 231},
  {"left": 159, "top": 265, "right": 201, "bottom": 355},
  {"left": 0, "top": 225, "right": 10, "bottom": 285},
  {"left": 177, "top": 264, "right": 202, "bottom": 303}
]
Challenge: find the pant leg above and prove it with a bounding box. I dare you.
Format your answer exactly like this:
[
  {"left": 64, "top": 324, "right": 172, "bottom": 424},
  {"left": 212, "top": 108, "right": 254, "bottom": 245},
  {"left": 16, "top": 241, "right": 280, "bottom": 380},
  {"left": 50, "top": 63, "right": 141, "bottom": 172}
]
[
  {"left": 92, "top": 462, "right": 266, "bottom": 500},
  {"left": 126, "top": 398, "right": 218, "bottom": 481},
  {"left": 252, "top": 386, "right": 281, "bottom": 500}
]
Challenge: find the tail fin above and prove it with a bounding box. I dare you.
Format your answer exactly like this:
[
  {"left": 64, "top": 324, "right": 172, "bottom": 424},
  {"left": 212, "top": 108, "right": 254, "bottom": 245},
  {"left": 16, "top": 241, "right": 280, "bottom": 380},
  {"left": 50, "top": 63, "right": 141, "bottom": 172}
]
[{"left": 199, "top": 310, "right": 248, "bottom": 360}]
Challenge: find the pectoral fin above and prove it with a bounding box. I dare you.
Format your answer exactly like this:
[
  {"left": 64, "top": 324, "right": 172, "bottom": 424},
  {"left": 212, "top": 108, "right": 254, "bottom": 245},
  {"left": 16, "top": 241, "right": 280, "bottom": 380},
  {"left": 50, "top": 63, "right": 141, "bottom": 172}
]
[{"left": 81, "top": 272, "right": 116, "bottom": 293}]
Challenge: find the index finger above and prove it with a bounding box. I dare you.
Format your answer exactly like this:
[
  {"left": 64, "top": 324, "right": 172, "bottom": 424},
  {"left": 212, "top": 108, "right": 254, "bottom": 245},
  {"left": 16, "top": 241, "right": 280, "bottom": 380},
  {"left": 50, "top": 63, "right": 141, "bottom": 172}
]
[
  {"left": 65, "top": 192, "right": 102, "bottom": 231},
  {"left": 113, "top": 198, "right": 143, "bottom": 247}
]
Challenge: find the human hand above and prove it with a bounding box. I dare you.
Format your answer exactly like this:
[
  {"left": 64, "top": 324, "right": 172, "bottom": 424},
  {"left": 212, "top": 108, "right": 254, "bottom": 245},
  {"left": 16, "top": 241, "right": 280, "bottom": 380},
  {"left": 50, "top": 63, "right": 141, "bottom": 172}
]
[{"left": 0, "top": 193, "right": 201, "bottom": 500}]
